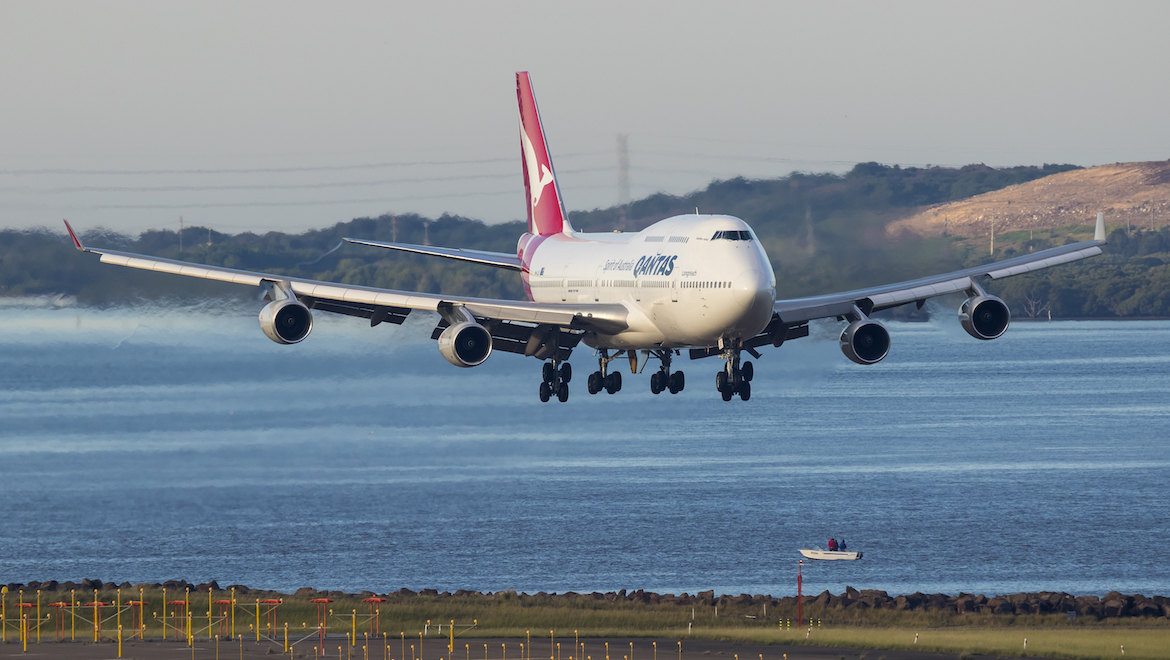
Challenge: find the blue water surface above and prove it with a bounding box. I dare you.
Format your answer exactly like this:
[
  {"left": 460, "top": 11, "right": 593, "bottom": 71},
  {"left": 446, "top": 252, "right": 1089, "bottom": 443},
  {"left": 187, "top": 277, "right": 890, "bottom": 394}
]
[{"left": 0, "top": 299, "right": 1167, "bottom": 598}]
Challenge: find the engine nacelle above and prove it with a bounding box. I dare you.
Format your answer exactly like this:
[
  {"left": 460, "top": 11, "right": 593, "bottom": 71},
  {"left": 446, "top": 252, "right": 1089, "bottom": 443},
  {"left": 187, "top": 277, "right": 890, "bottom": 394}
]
[
  {"left": 840, "top": 319, "right": 890, "bottom": 365},
  {"left": 258, "top": 299, "right": 313, "bottom": 344},
  {"left": 437, "top": 322, "right": 493, "bottom": 368},
  {"left": 959, "top": 295, "right": 1010, "bottom": 340}
]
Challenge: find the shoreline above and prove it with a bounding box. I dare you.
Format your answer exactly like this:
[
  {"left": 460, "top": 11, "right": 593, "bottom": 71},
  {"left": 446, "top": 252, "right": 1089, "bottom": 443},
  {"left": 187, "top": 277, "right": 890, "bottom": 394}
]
[{"left": 6, "top": 580, "right": 1169, "bottom": 622}]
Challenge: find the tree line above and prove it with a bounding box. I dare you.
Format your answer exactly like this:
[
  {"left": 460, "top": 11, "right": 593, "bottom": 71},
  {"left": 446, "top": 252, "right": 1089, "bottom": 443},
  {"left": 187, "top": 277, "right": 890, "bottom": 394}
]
[{"left": 6, "top": 161, "right": 1167, "bottom": 318}]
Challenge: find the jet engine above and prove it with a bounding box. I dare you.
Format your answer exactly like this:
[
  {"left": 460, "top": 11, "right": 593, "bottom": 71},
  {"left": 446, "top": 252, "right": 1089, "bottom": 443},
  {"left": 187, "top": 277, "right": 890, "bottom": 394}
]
[
  {"left": 959, "top": 295, "right": 1010, "bottom": 340},
  {"left": 258, "top": 299, "right": 313, "bottom": 345},
  {"left": 437, "top": 322, "right": 493, "bottom": 367},
  {"left": 840, "top": 319, "right": 890, "bottom": 365}
]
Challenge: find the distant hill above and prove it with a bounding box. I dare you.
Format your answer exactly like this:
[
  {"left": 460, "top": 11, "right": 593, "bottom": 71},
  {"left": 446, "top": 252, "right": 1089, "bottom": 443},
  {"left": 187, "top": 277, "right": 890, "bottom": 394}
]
[
  {"left": 888, "top": 160, "right": 1170, "bottom": 238},
  {"left": 7, "top": 161, "right": 1170, "bottom": 318}
]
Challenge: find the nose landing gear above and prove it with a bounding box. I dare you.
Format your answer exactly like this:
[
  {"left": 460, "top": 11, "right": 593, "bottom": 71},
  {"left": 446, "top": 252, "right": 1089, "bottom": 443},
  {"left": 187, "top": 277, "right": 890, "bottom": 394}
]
[
  {"left": 715, "top": 343, "right": 753, "bottom": 401},
  {"left": 539, "top": 360, "right": 571, "bottom": 402}
]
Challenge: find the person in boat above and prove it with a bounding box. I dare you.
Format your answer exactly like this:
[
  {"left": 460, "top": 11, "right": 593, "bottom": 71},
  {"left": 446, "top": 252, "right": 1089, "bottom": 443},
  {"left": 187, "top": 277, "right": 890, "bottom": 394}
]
[
  {"left": 828, "top": 538, "right": 838, "bottom": 551},
  {"left": 840, "top": 538, "right": 847, "bottom": 551}
]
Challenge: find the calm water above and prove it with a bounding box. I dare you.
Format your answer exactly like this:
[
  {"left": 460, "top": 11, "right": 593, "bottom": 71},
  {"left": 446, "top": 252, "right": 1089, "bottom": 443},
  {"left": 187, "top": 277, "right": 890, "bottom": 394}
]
[{"left": 0, "top": 299, "right": 1167, "bottom": 598}]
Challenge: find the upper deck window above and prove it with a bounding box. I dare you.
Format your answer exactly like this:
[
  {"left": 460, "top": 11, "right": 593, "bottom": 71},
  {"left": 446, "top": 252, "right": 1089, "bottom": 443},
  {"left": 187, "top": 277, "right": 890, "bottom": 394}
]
[{"left": 711, "top": 230, "right": 754, "bottom": 241}]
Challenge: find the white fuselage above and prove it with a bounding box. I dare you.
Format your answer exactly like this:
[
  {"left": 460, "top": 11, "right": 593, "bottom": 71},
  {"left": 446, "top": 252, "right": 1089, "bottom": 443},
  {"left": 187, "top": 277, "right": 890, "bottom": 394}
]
[{"left": 522, "top": 214, "right": 776, "bottom": 349}]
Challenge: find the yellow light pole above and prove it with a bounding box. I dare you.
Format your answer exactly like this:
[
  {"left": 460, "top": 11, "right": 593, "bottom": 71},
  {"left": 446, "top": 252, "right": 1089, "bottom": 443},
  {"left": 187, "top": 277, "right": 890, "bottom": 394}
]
[
  {"left": 652, "top": 642, "right": 656, "bottom": 660},
  {"left": 677, "top": 642, "right": 681, "bottom": 660},
  {"left": 37, "top": 589, "right": 41, "bottom": 643},
  {"left": 574, "top": 631, "right": 578, "bottom": 660},
  {"left": 629, "top": 642, "right": 633, "bottom": 660},
  {"left": 526, "top": 631, "right": 530, "bottom": 660},
  {"left": 256, "top": 601, "right": 261, "bottom": 641},
  {"left": 605, "top": 642, "right": 609, "bottom": 660},
  {"left": 71, "top": 589, "right": 76, "bottom": 641},
  {"left": 550, "top": 631, "right": 554, "bottom": 660},
  {"left": 1, "top": 585, "right": 6, "bottom": 644},
  {"left": 502, "top": 643, "right": 506, "bottom": 660}
]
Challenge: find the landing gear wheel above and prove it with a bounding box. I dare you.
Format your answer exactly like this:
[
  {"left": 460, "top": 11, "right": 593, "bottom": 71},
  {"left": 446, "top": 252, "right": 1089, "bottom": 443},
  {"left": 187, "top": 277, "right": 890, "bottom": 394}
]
[
  {"left": 742, "top": 361, "right": 754, "bottom": 382},
  {"left": 669, "top": 371, "right": 685, "bottom": 393},
  {"left": 651, "top": 372, "right": 663, "bottom": 394},
  {"left": 721, "top": 387, "right": 734, "bottom": 402},
  {"left": 557, "top": 382, "right": 570, "bottom": 402},
  {"left": 605, "top": 371, "right": 622, "bottom": 394},
  {"left": 542, "top": 362, "right": 556, "bottom": 384},
  {"left": 588, "top": 372, "right": 602, "bottom": 395},
  {"left": 560, "top": 363, "right": 572, "bottom": 384},
  {"left": 738, "top": 380, "right": 751, "bottom": 401},
  {"left": 716, "top": 371, "right": 728, "bottom": 394},
  {"left": 539, "top": 381, "right": 551, "bottom": 402}
]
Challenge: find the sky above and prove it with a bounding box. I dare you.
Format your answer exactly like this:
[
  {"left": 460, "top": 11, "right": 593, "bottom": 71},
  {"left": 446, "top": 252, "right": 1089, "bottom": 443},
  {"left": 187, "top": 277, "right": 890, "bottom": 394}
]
[{"left": 3, "top": 0, "right": 1169, "bottom": 235}]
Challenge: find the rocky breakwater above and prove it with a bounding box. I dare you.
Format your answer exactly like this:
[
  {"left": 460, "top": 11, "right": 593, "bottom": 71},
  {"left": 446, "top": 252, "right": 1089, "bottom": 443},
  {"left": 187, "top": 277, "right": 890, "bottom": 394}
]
[
  {"left": 793, "top": 588, "right": 1170, "bottom": 620},
  {"left": 5, "top": 581, "right": 1170, "bottom": 621}
]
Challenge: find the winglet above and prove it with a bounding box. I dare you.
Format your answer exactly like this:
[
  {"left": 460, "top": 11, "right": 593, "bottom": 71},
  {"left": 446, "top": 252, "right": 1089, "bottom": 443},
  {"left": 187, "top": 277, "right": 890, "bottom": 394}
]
[
  {"left": 63, "top": 219, "right": 85, "bottom": 251},
  {"left": 1094, "top": 212, "right": 1105, "bottom": 242}
]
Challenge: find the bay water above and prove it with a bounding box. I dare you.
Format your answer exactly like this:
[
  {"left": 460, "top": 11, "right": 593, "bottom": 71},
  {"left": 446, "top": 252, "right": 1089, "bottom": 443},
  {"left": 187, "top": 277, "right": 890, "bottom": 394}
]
[{"left": 0, "top": 299, "right": 1167, "bottom": 598}]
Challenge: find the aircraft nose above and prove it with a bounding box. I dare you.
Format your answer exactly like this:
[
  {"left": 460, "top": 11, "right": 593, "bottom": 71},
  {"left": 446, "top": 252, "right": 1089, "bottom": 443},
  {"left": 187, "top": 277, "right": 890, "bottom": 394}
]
[{"left": 732, "top": 269, "right": 773, "bottom": 309}]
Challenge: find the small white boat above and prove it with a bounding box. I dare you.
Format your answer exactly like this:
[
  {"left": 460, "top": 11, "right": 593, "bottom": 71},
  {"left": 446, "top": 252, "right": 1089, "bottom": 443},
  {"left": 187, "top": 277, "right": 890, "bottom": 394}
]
[{"left": 799, "top": 548, "right": 863, "bottom": 561}]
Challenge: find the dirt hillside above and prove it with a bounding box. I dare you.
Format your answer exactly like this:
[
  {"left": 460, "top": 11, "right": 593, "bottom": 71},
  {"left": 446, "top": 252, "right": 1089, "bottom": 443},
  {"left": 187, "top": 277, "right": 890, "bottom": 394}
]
[{"left": 887, "top": 160, "right": 1170, "bottom": 237}]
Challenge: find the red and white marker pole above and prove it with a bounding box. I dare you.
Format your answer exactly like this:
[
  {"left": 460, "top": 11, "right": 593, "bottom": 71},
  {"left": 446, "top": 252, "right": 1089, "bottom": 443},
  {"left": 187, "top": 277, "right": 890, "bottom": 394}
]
[{"left": 796, "top": 560, "right": 803, "bottom": 627}]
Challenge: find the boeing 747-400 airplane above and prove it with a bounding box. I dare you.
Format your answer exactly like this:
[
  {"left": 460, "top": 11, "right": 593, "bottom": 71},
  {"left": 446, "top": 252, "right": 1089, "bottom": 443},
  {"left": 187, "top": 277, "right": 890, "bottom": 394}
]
[{"left": 65, "top": 72, "right": 1107, "bottom": 402}]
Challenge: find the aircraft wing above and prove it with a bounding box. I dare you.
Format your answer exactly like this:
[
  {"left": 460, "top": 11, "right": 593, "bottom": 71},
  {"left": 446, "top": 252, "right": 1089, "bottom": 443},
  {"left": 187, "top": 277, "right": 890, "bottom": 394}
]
[
  {"left": 343, "top": 238, "right": 523, "bottom": 271},
  {"left": 772, "top": 213, "right": 1107, "bottom": 325},
  {"left": 64, "top": 222, "right": 628, "bottom": 337}
]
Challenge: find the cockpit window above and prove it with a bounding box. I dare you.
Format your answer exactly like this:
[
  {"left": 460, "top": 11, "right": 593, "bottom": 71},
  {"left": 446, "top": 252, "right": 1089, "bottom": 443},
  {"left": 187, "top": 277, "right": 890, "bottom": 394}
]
[{"left": 711, "top": 230, "right": 754, "bottom": 241}]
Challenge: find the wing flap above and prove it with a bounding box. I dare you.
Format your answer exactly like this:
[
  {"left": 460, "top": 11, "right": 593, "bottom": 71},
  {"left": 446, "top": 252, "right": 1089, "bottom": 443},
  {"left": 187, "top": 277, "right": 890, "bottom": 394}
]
[
  {"left": 344, "top": 238, "right": 523, "bottom": 271},
  {"left": 868, "top": 276, "right": 972, "bottom": 310}
]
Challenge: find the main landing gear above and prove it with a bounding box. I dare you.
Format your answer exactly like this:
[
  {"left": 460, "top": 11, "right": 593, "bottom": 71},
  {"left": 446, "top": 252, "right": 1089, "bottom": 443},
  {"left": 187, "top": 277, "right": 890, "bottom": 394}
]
[
  {"left": 587, "top": 349, "right": 623, "bottom": 395},
  {"left": 539, "top": 360, "right": 571, "bottom": 403},
  {"left": 648, "top": 349, "right": 685, "bottom": 395},
  {"left": 715, "top": 343, "right": 753, "bottom": 402}
]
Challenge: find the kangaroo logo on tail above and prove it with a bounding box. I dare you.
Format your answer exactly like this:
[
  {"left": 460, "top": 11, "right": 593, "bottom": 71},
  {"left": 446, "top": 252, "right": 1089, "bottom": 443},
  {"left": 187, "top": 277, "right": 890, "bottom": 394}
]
[
  {"left": 521, "top": 128, "right": 555, "bottom": 210},
  {"left": 517, "top": 72, "right": 572, "bottom": 236}
]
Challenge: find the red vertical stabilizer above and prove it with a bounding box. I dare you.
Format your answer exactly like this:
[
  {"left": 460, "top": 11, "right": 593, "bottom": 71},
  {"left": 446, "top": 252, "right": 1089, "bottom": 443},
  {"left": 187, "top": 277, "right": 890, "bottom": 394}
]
[{"left": 517, "top": 72, "right": 572, "bottom": 236}]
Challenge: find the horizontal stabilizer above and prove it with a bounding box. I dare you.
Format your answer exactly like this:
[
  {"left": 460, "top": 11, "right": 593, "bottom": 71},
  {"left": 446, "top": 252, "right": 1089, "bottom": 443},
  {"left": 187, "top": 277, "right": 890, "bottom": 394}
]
[{"left": 344, "top": 238, "right": 522, "bottom": 271}]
